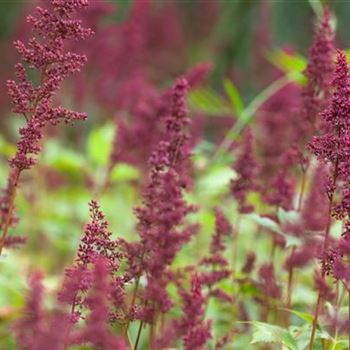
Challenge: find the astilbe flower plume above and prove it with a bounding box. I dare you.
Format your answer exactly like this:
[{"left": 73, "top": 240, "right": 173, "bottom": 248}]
[
  {"left": 14, "top": 271, "right": 46, "bottom": 350},
  {"left": 308, "top": 49, "right": 350, "bottom": 349},
  {"left": 258, "top": 263, "right": 281, "bottom": 302},
  {"left": 180, "top": 274, "right": 212, "bottom": 350},
  {"left": 71, "top": 257, "right": 127, "bottom": 350},
  {"left": 0, "top": 0, "right": 92, "bottom": 252},
  {"left": 301, "top": 164, "right": 329, "bottom": 231},
  {"left": 262, "top": 148, "right": 298, "bottom": 211},
  {"left": 302, "top": 7, "right": 335, "bottom": 131},
  {"left": 8, "top": 0, "right": 93, "bottom": 171},
  {"left": 309, "top": 50, "right": 350, "bottom": 246},
  {"left": 109, "top": 62, "right": 212, "bottom": 172},
  {"left": 230, "top": 128, "right": 259, "bottom": 213},
  {"left": 122, "top": 77, "right": 198, "bottom": 323},
  {"left": 59, "top": 200, "right": 125, "bottom": 325},
  {"left": 200, "top": 209, "right": 233, "bottom": 303},
  {"left": 258, "top": 79, "right": 302, "bottom": 176}
]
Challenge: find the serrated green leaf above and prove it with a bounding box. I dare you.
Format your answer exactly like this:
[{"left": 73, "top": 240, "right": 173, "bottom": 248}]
[
  {"left": 249, "top": 321, "right": 298, "bottom": 350},
  {"left": 223, "top": 79, "right": 243, "bottom": 115},
  {"left": 282, "top": 308, "right": 314, "bottom": 324}
]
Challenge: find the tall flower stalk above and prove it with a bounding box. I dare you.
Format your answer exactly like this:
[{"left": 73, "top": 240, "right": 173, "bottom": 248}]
[
  {"left": 308, "top": 49, "right": 350, "bottom": 349},
  {"left": 121, "top": 77, "right": 198, "bottom": 347},
  {"left": 0, "top": 0, "right": 93, "bottom": 254}
]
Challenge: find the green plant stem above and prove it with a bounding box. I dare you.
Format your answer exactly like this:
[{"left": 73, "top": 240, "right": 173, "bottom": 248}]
[
  {"left": 286, "top": 247, "right": 295, "bottom": 310},
  {"left": 134, "top": 320, "right": 144, "bottom": 350},
  {"left": 348, "top": 289, "right": 350, "bottom": 350},
  {"left": 213, "top": 72, "right": 300, "bottom": 162},
  {"left": 309, "top": 292, "right": 322, "bottom": 350},
  {"left": 309, "top": 192, "right": 335, "bottom": 349}
]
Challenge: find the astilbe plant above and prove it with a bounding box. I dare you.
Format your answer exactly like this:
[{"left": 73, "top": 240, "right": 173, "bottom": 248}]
[
  {"left": 15, "top": 200, "right": 127, "bottom": 349},
  {"left": 302, "top": 7, "right": 335, "bottom": 133},
  {"left": 0, "top": 0, "right": 92, "bottom": 254},
  {"left": 10, "top": 2, "right": 350, "bottom": 350},
  {"left": 308, "top": 49, "right": 350, "bottom": 349},
  {"left": 120, "top": 77, "right": 200, "bottom": 347}
]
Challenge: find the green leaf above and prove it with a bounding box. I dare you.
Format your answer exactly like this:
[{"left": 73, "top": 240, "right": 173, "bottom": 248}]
[
  {"left": 278, "top": 208, "right": 301, "bottom": 226},
  {"left": 249, "top": 214, "right": 302, "bottom": 248},
  {"left": 196, "top": 165, "right": 233, "bottom": 197},
  {"left": 87, "top": 123, "right": 115, "bottom": 166},
  {"left": 188, "top": 87, "right": 232, "bottom": 116},
  {"left": 284, "top": 234, "right": 303, "bottom": 248},
  {"left": 266, "top": 49, "right": 306, "bottom": 77},
  {"left": 249, "top": 321, "right": 298, "bottom": 350},
  {"left": 0, "top": 135, "right": 16, "bottom": 157},
  {"left": 249, "top": 214, "right": 281, "bottom": 234},
  {"left": 223, "top": 79, "right": 244, "bottom": 115},
  {"left": 43, "top": 140, "right": 86, "bottom": 175},
  {"left": 281, "top": 308, "right": 314, "bottom": 324},
  {"left": 110, "top": 163, "right": 139, "bottom": 182}
]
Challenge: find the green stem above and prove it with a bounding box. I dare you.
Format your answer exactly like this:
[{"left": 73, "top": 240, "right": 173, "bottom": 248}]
[
  {"left": 134, "top": 320, "right": 144, "bottom": 350},
  {"left": 348, "top": 289, "right": 350, "bottom": 350}
]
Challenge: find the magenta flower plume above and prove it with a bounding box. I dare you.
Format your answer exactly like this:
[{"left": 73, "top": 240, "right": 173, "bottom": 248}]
[
  {"left": 264, "top": 168, "right": 295, "bottom": 211},
  {"left": 72, "top": 257, "right": 127, "bottom": 350},
  {"left": 59, "top": 200, "right": 125, "bottom": 324},
  {"left": 121, "top": 77, "right": 198, "bottom": 322},
  {"left": 200, "top": 209, "right": 232, "bottom": 303},
  {"left": 210, "top": 208, "right": 232, "bottom": 255},
  {"left": 180, "top": 274, "right": 212, "bottom": 350},
  {"left": 3, "top": 235, "right": 27, "bottom": 249},
  {"left": 258, "top": 263, "right": 281, "bottom": 300},
  {"left": 0, "top": 0, "right": 92, "bottom": 254},
  {"left": 184, "top": 62, "right": 213, "bottom": 88},
  {"left": 302, "top": 7, "right": 335, "bottom": 129},
  {"left": 14, "top": 270, "right": 74, "bottom": 350},
  {"left": 230, "top": 128, "right": 259, "bottom": 213},
  {"left": 309, "top": 50, "right": 350, "bottom": 238},
  {"left": 14, "top": 271, "right": 46, "bottom": 349},
  {"left": 0, "top": 169, "right": 19, "bottom": 230},
  {"left": 8, "top": 0, "right": 93, "bottom": 171},
  {"left": 241, "top": 251, "right": 256, "bottom": 274},
  {"left": 77, "top": 200, "right": 121, "bottom": 269},
  {"left": 302, "top": 165, "right": 328, "bottom": 231}
]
